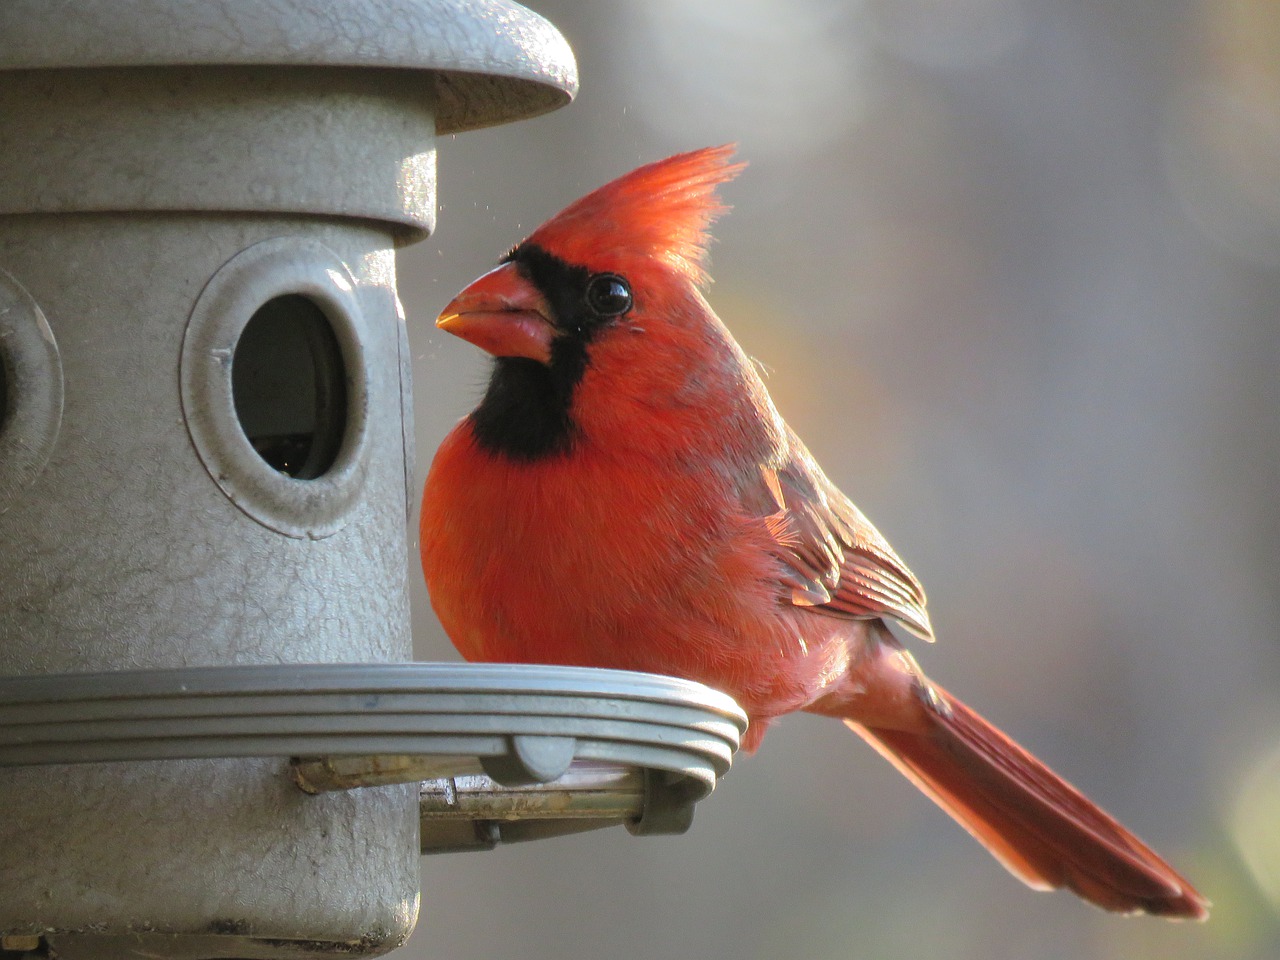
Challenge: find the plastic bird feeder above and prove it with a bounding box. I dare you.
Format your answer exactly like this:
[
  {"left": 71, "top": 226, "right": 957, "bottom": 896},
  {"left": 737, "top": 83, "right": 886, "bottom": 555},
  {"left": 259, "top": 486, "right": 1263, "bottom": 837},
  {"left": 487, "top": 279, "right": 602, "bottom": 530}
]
[{"left": 0, "top": 2, "right": 748, "bottom": 958}]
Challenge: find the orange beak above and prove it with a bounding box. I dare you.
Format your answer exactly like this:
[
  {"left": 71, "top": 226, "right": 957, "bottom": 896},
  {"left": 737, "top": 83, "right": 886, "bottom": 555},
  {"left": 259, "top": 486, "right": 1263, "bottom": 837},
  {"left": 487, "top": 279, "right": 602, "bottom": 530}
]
[{"left": 436, "top": 262, "right": 556, "bottom": 364}]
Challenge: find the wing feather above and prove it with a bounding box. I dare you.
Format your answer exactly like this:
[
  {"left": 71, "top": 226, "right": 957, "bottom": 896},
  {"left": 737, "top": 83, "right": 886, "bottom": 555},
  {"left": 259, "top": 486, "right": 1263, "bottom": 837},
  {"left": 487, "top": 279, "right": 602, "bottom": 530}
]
[{"left": 759, "top": 430, "right": 934, "bottom": 640}]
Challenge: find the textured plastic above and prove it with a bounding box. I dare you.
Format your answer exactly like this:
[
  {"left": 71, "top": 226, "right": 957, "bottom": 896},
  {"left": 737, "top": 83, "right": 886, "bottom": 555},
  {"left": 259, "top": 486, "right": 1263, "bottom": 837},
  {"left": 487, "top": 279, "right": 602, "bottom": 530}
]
[
  {"left": 180, "top": 237, "right": 374, "bottom": 538},
  {"left": 0, "top": 3, "right": 579, "bottom": 237},
  {"left": 0, "top": 663, "right": 747, "bottom": 850},
  {"left": 0, "top": 0, "right": 579, "bottom": 136},
  {"left": 0, "top": 267, "right": 62, "bottom": 514},
  {"left": 0, "top": 2, "right": 577, "bottom": 957},
  {"left": 0, "top": 664, "right": 746, "bottom": 792}
]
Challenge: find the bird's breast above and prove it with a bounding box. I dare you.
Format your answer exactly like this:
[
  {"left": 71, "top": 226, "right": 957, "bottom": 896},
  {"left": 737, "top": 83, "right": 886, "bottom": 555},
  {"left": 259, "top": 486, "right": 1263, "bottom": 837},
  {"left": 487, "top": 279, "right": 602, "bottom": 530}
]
[{"left": 420, "top": 421, "right": 856, "bottom": 718}]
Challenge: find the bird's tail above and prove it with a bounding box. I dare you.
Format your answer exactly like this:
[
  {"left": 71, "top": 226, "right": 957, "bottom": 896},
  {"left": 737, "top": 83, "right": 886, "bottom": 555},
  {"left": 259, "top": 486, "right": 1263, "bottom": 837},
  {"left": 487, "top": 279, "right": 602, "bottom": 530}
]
[
  {"left": 819, "top": 632, "right": 1208, "bottom": 916},
  {"left": 836, "top": 659, "right": 1207, "bottom": 918}
]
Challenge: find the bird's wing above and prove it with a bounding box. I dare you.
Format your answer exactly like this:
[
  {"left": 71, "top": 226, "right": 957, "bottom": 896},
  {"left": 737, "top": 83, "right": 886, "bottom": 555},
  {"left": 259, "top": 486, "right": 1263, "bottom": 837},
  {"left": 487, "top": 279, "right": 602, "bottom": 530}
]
[{"left": 757, "top": 430, "right": 934, "bottom": 640}]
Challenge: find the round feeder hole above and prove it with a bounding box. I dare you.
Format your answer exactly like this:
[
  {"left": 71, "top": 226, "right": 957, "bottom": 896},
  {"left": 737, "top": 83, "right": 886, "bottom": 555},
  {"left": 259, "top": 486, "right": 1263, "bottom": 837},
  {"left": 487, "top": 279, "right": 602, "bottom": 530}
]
[
  {"left": 232, "top": 295, "right": 348, "bottom": 480},
  {"left": 181, "top": 237, "right": 371, "bottom": 539},
  {"left": 0, "top": 349, "right": 9, "bottom": 435},
  {"left": 0, "top": 267, "right": 63, "bottom": 513}
]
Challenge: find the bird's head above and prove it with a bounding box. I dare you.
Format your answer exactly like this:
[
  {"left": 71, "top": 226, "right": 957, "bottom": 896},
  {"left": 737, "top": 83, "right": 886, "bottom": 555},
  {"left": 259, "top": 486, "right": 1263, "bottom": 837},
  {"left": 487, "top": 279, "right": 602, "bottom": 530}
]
[{"left": 435, "top": 145, "right": 760, "bottom": 460}]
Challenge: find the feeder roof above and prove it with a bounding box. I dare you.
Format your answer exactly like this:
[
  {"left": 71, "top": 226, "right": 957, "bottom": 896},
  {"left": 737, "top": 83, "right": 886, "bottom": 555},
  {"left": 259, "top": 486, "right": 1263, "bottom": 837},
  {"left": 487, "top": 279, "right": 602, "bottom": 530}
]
[{"left": 0, "top": 0, "right": 577, "bottom": 134}]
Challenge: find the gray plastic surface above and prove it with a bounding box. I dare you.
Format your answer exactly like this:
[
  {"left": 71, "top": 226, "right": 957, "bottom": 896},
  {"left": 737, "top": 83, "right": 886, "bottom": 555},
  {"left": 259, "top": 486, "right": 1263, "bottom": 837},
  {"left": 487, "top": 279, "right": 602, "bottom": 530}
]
[
  {"left": 0, "top": 267, "right": 62, "bottom": 514},
  {"left": 180, "top": 237, "right": 373, "bottom": 538},
  {"left": 0, "top": 664, "right": 744, "bottom": 778},
  {"left": 0, "top": 0, "right": 578, "bottom": 135},
  {"left": 0, "top": 663, "right": 749, "bottom": 845},
  {"left": 0, "top": 1, "right": 577, "bottom": 953}
]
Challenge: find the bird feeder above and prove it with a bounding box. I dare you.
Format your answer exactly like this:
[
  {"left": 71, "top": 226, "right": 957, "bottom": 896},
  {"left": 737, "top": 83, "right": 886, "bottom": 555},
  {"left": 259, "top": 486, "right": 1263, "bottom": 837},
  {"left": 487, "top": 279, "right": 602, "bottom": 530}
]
[{"left": 0, "top": 2, "right": 746, "bottom": 958}]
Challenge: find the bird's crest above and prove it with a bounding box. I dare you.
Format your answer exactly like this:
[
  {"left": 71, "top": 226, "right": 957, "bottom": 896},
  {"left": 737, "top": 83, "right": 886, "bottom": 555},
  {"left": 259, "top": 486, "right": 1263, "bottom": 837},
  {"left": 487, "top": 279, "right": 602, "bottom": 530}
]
[{"left": 525, "top": 145, "right": 745, "bottom": 286}]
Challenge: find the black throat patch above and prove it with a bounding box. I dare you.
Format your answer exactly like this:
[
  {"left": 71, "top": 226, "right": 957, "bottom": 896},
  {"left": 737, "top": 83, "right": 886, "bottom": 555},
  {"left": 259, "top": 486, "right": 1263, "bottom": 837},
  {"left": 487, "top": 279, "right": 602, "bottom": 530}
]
[{"left": 468, "top": 244, "right": 606, "bottom": 460}]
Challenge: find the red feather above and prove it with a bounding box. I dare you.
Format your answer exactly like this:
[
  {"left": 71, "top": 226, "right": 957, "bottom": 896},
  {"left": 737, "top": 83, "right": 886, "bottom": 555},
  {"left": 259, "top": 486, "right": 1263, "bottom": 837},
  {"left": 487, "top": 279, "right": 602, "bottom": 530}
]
[
  {"left": 525, "top": 144, "right": 745, "bottom": 285},
  {"left": 420, "top": 146, "right": 1208, "bottom": 920}
]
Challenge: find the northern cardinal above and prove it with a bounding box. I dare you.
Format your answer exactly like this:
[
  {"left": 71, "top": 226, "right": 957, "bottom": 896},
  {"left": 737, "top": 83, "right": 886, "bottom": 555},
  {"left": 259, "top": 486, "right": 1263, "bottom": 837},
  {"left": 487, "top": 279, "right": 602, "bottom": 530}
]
[{"left": 419, "top": 145, "right": 1207, "bottom": 919}]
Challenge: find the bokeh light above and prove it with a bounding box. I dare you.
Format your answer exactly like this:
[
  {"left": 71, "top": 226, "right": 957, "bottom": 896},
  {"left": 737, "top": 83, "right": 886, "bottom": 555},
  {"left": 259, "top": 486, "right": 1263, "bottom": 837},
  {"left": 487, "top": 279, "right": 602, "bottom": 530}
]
[
  {"left": 615, "top": 0, "right": 873, "bottom": 160},
  {"left": 1233, "top": 738, "right": 1280, "bottom": 909}
]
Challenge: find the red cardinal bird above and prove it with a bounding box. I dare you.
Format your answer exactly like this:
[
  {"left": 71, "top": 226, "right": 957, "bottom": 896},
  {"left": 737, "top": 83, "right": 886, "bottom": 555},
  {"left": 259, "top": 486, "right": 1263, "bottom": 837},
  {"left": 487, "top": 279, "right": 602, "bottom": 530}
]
[{"left": 419, "top": 146, "right": 1207, "bottom": 919}]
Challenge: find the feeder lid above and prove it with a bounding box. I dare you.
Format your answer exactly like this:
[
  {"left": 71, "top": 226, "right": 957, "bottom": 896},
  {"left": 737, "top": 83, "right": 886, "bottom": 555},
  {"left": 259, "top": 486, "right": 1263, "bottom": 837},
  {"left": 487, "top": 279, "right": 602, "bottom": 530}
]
[{"left": 0, "top": 0, "right": 577, "bottom": 133}]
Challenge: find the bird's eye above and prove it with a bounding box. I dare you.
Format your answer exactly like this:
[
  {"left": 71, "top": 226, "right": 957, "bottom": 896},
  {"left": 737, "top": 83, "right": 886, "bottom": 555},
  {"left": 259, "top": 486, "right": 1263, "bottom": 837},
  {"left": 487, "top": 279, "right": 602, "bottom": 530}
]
[{"left": 584, "top": 274, "right": 632, "bottom": 318}]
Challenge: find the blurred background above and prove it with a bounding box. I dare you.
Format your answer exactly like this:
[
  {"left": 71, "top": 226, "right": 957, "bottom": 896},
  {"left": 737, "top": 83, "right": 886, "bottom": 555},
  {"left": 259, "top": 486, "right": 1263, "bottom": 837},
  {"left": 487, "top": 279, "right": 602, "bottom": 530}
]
[{"left": 398, "top": 1, "right": 1280, "bottom": 957}]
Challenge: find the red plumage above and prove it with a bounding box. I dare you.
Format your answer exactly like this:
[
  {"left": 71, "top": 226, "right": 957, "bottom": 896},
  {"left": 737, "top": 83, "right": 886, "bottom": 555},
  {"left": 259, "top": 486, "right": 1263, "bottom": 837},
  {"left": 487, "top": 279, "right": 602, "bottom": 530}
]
[{"left": 419, "top": 146, "right": 1207, "bottom": 919}]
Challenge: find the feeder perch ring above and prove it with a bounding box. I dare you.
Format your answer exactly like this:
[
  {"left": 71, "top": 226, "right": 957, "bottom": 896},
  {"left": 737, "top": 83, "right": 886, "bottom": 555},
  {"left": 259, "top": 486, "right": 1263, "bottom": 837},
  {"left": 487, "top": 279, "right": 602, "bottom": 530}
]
[{"left": 0, "top": 662, "right": 749, "bottom": 846}]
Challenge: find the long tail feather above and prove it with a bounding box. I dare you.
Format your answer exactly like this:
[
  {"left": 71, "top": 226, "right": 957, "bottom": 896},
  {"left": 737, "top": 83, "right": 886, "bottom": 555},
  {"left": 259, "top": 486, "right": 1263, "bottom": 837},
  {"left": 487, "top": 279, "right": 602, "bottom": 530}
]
[{"left": 846, "top": 683, "right": 1208, "bottom": 919}]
